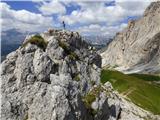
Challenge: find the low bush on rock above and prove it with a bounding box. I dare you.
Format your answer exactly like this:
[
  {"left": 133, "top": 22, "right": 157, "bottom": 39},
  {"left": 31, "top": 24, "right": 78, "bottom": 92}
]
[
  {"left": 23, "top": 113, "right": 28, "bottom": 120},
  {"left": 58, "top": 40, "right": 70, "bottom": 53},
  {"left": 68, "top": 52, "right": 79, "bottom": 60},
  {"left": 90, "top": 80, "right": 96, "bottom": 86},
  {"left": 23, "top": 34, "right": 48, "bottom": 51},
  {"left": 82, "top": 86, "right": 104, "bottom": 116},
  {"left": 58, "top": 40, "right": 79, "bottom": 60},
  {"left": 73, "top": 74, "right": 80, "bottom": 81}
]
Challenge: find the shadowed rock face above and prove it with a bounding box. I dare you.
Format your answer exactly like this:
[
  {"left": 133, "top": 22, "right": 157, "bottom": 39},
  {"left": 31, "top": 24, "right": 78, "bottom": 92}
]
[
  {"left": 1, "top": 29, "right": 159, "bottom": 119},
  {"left": 101, "top": 1, "right": 160, "bottom": 74}
]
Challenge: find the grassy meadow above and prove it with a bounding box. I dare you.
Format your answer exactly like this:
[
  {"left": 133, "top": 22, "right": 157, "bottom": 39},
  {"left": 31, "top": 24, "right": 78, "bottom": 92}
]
[{"left": 100, "top": 69, "right": 160, "bottom": 114}]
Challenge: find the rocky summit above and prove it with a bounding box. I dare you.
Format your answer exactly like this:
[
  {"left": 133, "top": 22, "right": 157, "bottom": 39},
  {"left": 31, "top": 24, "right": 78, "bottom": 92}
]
[
  {"left": 101, "top": 1, "right": 160, "bottom": 74},
  {"left": 1, "top": 29, "right": 159, "bottom": 120}
]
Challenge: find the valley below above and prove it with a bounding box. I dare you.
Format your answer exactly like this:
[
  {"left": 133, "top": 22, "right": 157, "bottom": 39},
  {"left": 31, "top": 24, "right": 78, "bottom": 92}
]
[
  {"left": 99, "top": 1, "right": 160, "bottom": 118},
  {"left": 101, "top": 69, "right": 160, "bottom": 115}
]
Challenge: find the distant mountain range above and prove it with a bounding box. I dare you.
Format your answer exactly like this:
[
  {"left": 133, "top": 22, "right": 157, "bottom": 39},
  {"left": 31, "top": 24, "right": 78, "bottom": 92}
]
[
  {"left": 1, "top": 29, "right": 38, "bottom": 61},
  {"left": 1, "top": 29, "right": 27, "bottom": 45},
  {"left": 83, "top": 35, "right": 112, "bottom": 45},
  {"left": 1, "top": 29, "right": 27, "bottom": 61}
]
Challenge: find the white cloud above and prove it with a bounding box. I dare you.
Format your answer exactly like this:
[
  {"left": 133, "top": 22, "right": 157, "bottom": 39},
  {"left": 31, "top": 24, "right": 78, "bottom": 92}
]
[
  {"left": 59, "top": 0, "right": 151, "bottom": 25},
  {"left": 76, "top": 23, "right": 127, "bottom": 37},
  {"left": 33, "top": 0, "right": 153, "bottom": 36},
  {"left": 59, "top": 2, "right": 109, "bottom": 25},
  {"left": 38, "top": 1, "right": 66, "bottom": 15},
  {"left": 0, "top": 2, "right": 53, "bottom": 33},
  {"left": 1, "top": 0, "right": 154, "bottom": 36},
  {"left": 116, "top": 1, "right": 151, "bottom": 16}
]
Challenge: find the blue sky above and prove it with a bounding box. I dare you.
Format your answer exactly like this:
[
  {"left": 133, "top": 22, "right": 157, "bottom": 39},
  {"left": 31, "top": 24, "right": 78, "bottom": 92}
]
[
  {"left": 1, "top": 0, "right": 152, "bottom": 37},
  {"left": 4, "top": 1, "right": 40, "bottom": 13}
]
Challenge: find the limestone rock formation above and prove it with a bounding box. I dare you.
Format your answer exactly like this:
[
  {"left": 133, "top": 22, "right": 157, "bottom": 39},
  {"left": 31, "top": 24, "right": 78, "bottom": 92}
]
[
  {"left": 1, "top": 29, "right": 159, "bottom": 120},
  {"left": 101, "top": 1, "right": 160, "bottom": 74}
]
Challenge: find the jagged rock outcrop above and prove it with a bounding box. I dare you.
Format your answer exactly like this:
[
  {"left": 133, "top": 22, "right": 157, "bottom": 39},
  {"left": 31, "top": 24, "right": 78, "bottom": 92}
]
[
  {"left": 101, "top": 1, "right": 160, "bottom": 74},
  {"left": 1, "top": 29, "right": 159, "bottom": 120}
]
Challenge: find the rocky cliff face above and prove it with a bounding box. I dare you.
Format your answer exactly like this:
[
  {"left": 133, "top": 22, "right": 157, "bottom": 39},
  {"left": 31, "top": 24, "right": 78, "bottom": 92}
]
[
  {"left": 1, "top": 29, "right": 159, "bottom": 120},
  {"left": 101, "top": 2, "right": 160, "bottom": 74}
]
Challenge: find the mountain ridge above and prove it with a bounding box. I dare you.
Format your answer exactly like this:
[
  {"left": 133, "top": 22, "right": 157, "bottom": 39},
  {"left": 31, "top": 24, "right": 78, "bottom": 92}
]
[
  {"left": 101, "top": 1, "right": 160, "bottom": 74},
  {"left": 1, "top": 28, "right": 160, "bottom": 120}
]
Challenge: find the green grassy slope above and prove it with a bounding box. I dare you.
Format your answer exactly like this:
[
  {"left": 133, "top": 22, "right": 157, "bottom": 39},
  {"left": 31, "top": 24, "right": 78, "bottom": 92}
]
[
  {"left": 130, "top": 73, "right": 160, "bottom": 81},
  {"left": 101, "top": 69, "right": 160, "bottom": 115}
]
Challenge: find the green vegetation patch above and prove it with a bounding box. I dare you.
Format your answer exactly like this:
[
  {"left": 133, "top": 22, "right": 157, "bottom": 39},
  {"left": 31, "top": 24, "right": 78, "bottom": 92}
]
[
  {"left": 83, "top": 86, "right": 103, "bottom": 109},
  {"left": 23, "top": 34, "right": 48, "bottom": 51},
  {"left": 68, "top": 52, "right": 79, "bottom": 60},
  {"left": 73, "top": 74, "right": 80, "bottom": 81},
  {"left": 58, "top": 40, "right": 70, "bottom": 53},
  {"left": 130, "top": 73, "right": 160, "bottom": 81},
  {"left": 90, "top": 80, "right": 96, "bottom": 86},
  {"left": 82, "top": 86, "right": 104, "bottom": 115},
  {"left": 23, "top": 113, "right": 28, "bottom": 120},
  {"left": 100, "top": 69, "right": 160, "bottom": 114},
  {"left": 58, "top": 40, "right": 79, "bottom": 60}
]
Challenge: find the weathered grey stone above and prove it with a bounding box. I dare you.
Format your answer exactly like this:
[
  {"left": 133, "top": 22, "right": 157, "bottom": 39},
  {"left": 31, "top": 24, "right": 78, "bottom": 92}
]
[
  {"left": 59, "top": 60, "right": 70, "bottom": 75},
  {"left": 23, "top": 43, "right": 38, "bottom": 53},
  {"left": 33, "top": 49, "right": 52, "bottom": 83},
  {"left": 14, "top": 52, "right": 34, "bottom": 87},
  {"left": 1, "top": 50, "right": 18, "bottom": 75},
  {"left": 46, "top": 38, "right": 64, "bottom": 61},
  {"left": 90, "top": 67, "right": 101, "bottom": 85}
]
